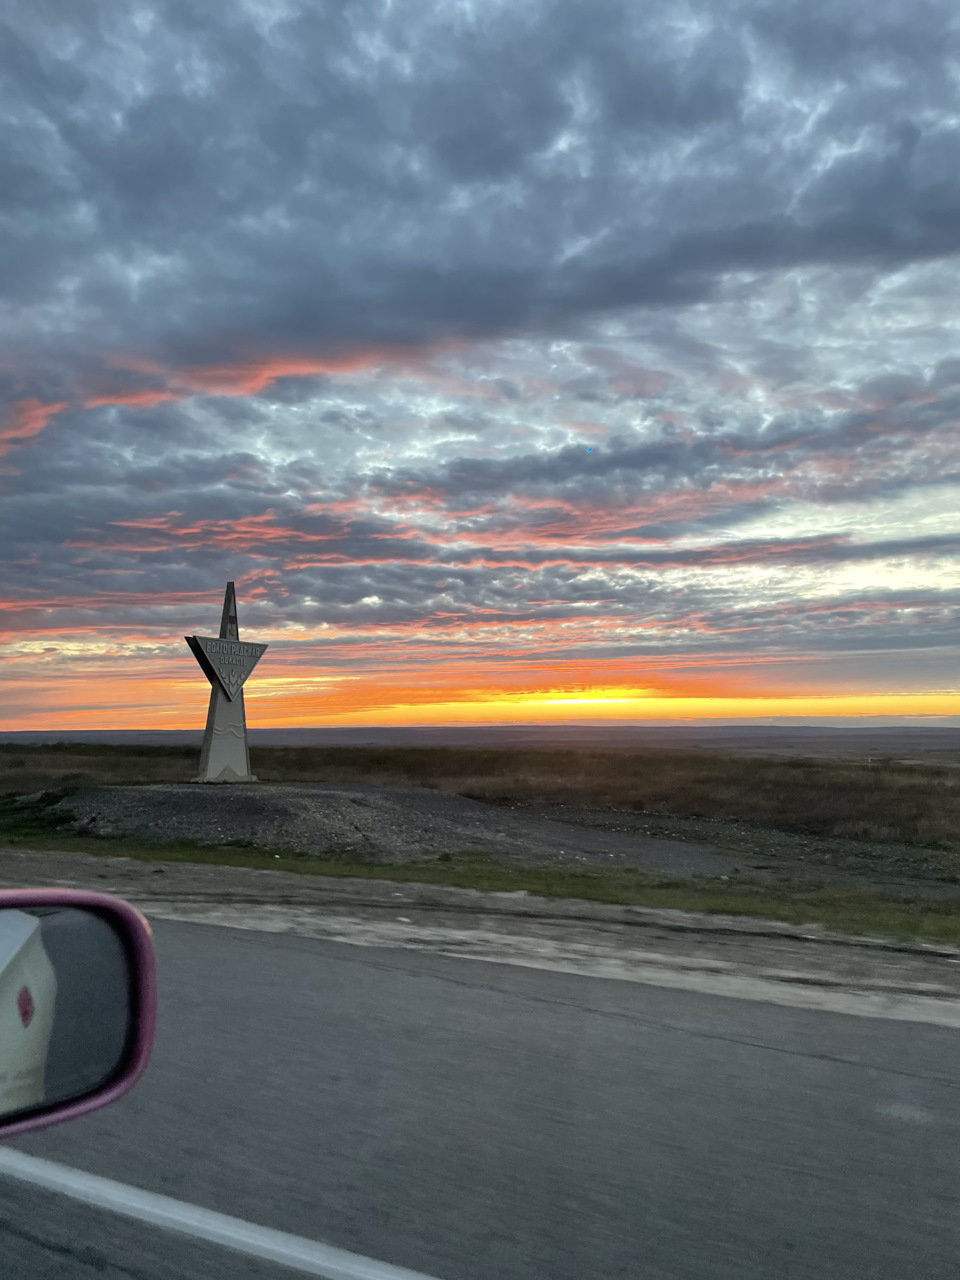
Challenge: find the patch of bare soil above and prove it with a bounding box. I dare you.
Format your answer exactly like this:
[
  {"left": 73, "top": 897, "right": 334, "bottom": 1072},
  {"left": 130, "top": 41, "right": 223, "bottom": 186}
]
[{"left": 55, "top": 783, "right": 738, "bottom": 878}]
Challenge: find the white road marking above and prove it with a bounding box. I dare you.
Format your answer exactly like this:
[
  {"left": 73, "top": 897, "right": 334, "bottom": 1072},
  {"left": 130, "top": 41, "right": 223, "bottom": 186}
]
[
  {"left": 138, "top": 901, "right": 960, "bottom": 1028},
  {"left": 0, "top": 1148, "right": 443, "bottom": 1280}
]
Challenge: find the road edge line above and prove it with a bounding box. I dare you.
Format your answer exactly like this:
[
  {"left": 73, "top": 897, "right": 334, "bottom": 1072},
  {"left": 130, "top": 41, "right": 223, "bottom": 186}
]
[{"left": 0, "top": 1148, "right": 443, "bottom": 1280}]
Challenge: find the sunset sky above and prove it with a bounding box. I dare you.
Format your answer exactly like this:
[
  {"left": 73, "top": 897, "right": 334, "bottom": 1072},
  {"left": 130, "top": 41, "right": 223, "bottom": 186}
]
[{"left": 2, "top": 0, "right": 960, "bottom": 731}]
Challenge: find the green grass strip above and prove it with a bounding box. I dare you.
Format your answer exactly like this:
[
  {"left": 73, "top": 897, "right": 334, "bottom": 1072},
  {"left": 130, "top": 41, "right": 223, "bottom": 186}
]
[{"left": 2, "top": 821, "right": 960, "bottom": 949}]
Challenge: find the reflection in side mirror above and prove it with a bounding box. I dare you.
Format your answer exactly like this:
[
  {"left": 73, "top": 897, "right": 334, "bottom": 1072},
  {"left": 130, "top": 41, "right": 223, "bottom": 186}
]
[
  {"left": 0, "top": 908, "right": 58, "bottom": 1115},
  {"left": 0, "top": 892, "right": 156, "bottom": 1138}
]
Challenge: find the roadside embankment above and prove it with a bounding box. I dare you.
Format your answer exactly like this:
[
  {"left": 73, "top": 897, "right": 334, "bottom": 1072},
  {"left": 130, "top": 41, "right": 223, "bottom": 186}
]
[{"left": 4, "top": 843, "right": 960, "bottom": 1028}]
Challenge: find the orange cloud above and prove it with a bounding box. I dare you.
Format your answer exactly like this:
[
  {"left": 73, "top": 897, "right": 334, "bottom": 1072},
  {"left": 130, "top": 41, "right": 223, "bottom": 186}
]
[
  {"left": 84, "top": 390, "right": 179, "bottom": 411},
  {"left": 0, "top": 342, "right": 438, "bottom": 453},
  {"left": 0, "top": 398, "right": 69, "bottom": 455},
  {"left": 167, "top": 350, "right": 393, "bottom": 397},
  {"left": 3, "top": 630, "right": 957, "bottom": 731}
]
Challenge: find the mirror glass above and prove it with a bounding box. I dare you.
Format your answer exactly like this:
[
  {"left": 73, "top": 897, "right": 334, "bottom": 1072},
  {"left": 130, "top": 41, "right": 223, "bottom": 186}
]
[{"left": 0, "top": 906, "right": 132, "bottom": 1121}]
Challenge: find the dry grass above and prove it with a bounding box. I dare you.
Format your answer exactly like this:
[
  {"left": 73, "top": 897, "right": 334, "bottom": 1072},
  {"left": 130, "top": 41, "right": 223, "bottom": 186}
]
[
  {"left": 0, "top": 743, "right": 196, "bottom": 793},
  {"left": 251, "top": 745, "right": 960, "bottom": 850},
  {"left": 2, "top": 741, "right": 959, "bottom": 850}
]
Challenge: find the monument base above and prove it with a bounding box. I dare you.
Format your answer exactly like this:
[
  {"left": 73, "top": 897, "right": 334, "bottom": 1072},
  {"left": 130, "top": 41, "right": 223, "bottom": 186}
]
[
  {"left": 194, "top": 769, "right": 260, "bottom": 784},
  {"left": 197, "top": 683, "right": 255, "bottom": 783}
]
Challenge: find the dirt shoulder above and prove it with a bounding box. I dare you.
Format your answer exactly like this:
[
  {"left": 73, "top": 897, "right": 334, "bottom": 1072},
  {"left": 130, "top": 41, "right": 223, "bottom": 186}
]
[{"left": 4, "top": 843, "right": 960, "bottom": 1026}]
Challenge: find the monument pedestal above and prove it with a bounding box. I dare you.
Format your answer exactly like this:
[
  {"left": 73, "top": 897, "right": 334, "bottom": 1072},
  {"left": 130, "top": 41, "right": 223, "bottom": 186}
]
[
  {"left": 185, "top": 582, "right": 267, "bottom": 784},
  {"left": 197, "top": 684, "right": 257, "bottom": 783}
]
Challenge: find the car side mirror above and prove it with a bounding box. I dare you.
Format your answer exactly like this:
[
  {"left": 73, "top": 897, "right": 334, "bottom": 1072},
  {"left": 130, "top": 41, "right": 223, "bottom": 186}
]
[{"left": 0, "top": 890, "right": 156, "bottom": 1138}]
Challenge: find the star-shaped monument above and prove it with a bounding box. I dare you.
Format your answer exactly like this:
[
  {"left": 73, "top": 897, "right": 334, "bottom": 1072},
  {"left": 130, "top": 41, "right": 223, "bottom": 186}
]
[{"left": 185, "top": 583, "right": 268, "bottom": 782}]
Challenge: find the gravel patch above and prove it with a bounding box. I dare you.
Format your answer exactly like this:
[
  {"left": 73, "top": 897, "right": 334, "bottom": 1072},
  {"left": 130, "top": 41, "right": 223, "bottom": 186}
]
[
  {"left": 38, "top": 783, "right": 960, "bottom": 897},
  {"left": 56, "top": 782, "right": 739, "bottom": 878}
]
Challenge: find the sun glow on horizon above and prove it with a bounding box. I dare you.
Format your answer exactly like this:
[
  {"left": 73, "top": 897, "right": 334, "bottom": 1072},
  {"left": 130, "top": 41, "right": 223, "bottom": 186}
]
[{"left": 2, "top": 673, "right": 957, "bottom": 733}]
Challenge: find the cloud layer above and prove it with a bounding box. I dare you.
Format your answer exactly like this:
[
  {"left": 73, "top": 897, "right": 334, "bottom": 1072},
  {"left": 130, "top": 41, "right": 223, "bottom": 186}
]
[{"left": 2, "top": 0, "right": 960, "bottom": 725}]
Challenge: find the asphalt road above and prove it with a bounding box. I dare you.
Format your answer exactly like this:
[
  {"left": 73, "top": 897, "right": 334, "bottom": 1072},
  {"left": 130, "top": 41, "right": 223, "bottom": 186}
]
[{"left": 1, "top": 919, "right": 959, "bottom": 1279}]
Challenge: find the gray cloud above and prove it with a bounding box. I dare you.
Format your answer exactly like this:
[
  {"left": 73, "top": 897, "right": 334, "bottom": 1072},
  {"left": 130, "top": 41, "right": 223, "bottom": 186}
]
[
  {"left": 4, "top": 0, "right": 960, "bottom": 398},
  {"left": 3, "top": 0, "right": 960, "bottom": 719}
]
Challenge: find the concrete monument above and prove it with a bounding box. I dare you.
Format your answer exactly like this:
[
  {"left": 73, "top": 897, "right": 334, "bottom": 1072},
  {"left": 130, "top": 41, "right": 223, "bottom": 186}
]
[{"left": 185, "top": 582, "right": 267, "bottom": 783}]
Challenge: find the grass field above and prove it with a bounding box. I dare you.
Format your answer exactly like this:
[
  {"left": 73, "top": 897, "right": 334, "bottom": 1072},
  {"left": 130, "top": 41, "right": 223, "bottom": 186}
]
[
  {"left": 2, "top": 751, "right": 960, "bottom": 946},
  {"left": 2, "top": 740, "right": 959, "bottom": 850}
]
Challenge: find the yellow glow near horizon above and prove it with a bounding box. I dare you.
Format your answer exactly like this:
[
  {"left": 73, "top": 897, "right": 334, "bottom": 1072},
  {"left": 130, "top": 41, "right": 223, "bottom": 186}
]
[
  {"left": 2, "top": 666, "right": 958, "bottom": 731},
  {"left": 251, "top": 692, "right": 960, "bottom": 728}
]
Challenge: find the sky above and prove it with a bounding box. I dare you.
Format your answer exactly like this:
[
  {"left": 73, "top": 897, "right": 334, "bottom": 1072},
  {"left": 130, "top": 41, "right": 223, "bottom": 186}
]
[{"left": 2, "top": 0, "right": 960, "bottom": 731}]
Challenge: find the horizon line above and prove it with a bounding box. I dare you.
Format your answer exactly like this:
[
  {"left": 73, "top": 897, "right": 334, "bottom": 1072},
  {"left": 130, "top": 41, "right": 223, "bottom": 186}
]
[{"left": 3, "top": 715, "right": 960, "bottom": 735}]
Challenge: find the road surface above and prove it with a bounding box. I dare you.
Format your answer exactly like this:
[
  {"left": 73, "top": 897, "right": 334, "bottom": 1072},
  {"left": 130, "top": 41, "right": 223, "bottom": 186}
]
[{"left": 1, "top": 918, "right": 959, "bottom": 1278}]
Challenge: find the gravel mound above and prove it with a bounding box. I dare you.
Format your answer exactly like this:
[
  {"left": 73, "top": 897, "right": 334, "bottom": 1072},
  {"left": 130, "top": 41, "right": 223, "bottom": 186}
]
[{"left": 56, "top": 783, "right": 737, "bottom": 878}]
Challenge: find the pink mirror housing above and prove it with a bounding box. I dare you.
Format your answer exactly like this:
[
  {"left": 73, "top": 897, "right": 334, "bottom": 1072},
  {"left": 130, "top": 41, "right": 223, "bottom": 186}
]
[{"left": 0, "top": 889, "right": 156, "bottom": 1138}]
